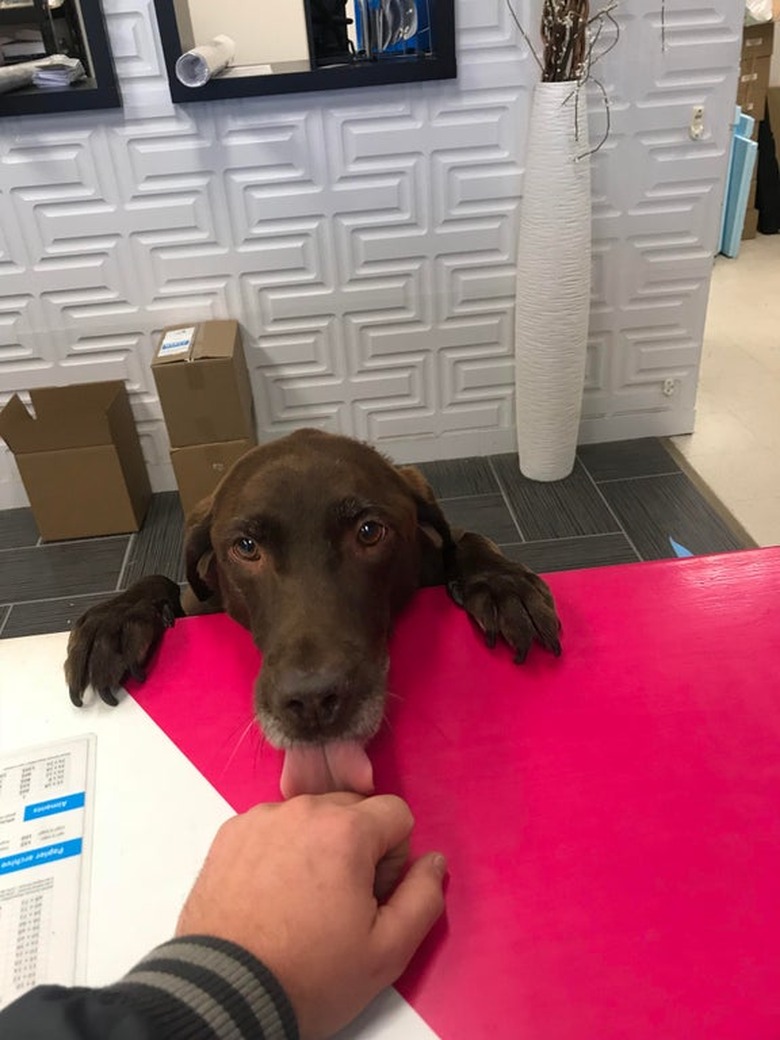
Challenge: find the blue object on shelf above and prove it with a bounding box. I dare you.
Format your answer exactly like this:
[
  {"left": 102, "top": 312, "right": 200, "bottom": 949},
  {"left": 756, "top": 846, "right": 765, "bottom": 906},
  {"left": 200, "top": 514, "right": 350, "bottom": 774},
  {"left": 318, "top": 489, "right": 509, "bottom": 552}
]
[
  {"left": 356, "top": 0, "right": 431, "bottom": 58},
  {"left": 719, "top": 107, "right": 758, "bottom": 258},
  {"left": 669, "top": 537, "right": 694, "bottom": 558}
]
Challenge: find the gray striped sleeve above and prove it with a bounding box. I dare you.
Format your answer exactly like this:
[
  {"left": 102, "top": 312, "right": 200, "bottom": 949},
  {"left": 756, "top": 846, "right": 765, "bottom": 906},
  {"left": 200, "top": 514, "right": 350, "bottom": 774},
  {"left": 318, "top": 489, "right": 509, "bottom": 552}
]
[{"left": 108, "top": 936, "right": 299, "bottom": 1040}]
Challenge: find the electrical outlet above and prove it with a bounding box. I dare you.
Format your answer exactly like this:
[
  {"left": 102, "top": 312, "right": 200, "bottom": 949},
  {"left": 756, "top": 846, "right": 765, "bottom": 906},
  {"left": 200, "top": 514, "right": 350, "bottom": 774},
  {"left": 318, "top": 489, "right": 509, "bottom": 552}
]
[
  {"left": 663, "top": 378, "right": 677, "bottom": 397},
  {"left": 690, "top": 105, "right": 704, "bottom": 140}
]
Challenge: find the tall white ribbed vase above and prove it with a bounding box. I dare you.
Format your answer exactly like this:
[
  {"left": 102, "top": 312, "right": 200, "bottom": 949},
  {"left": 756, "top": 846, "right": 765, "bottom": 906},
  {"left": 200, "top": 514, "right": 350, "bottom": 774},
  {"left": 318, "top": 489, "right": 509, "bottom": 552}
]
[{"left": 515, "top": 81, "right": 591, "bottom": 481}]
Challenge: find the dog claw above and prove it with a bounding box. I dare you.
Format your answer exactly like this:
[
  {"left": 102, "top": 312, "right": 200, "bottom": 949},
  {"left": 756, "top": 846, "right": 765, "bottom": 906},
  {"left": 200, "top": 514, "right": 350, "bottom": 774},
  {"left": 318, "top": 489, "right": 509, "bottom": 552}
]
[
  {"left": 447, "top": 581, "right": 464, "bottom": 607},
  {"left": 129, "top": 663, "right": 147, "bottom": 682},
  {"left": 513, "top": 645, "right": 530, "bottom": 665},
  {"left": 69, "top": 686, "right": 84, "bottom": 708},
  {"left": 98, "top": 687, "right": 119, "bottom": 707}
]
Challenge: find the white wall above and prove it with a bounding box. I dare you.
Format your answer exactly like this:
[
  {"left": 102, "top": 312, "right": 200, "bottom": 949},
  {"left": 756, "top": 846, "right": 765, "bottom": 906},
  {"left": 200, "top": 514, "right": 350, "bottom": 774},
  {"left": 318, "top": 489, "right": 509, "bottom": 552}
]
[
  {"left": 186, "top": 0, "right": 310, "bottom": 67},
  {"left": 0, "top": 0, "right": 743, "bottom": 508}
]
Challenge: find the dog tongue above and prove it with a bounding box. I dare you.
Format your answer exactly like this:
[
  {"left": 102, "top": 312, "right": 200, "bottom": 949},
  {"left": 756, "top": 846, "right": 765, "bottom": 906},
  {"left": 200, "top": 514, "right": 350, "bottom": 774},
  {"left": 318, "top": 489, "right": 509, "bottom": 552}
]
[{"left": 280, "top": 741, "right": 374, "bottom": 799}]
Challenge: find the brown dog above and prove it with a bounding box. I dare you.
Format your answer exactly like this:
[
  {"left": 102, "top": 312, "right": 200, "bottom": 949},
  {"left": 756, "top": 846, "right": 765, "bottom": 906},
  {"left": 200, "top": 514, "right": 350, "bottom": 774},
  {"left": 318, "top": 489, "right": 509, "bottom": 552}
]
[{"left": 65, "top": 429, "right": 560, "bottom": 795}]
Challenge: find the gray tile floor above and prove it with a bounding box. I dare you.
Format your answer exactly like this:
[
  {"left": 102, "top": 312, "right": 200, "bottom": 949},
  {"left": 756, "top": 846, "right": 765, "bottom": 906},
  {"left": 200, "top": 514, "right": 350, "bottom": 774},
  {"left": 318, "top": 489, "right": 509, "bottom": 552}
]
[{"left": 0, "top": 438, "right": 752, "bottom": 640}]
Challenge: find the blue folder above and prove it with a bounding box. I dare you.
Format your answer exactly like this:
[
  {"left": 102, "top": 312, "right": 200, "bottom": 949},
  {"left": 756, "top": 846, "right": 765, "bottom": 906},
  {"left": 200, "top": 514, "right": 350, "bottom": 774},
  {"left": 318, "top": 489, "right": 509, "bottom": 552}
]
[{"left": 719, "top": 107, "right": 758, "bottom": 258}]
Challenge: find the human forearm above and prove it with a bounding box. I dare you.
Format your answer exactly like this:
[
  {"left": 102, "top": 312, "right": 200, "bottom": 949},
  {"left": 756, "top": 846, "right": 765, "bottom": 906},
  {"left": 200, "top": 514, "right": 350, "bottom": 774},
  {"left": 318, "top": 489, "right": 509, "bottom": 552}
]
[{"left": 0, "top": 936, "right": 298, "bottom": 1040}]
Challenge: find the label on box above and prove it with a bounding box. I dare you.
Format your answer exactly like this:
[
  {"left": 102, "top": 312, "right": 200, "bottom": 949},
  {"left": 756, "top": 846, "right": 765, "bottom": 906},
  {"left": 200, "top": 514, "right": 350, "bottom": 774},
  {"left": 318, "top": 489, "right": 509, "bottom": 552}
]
[
  {"left": 158, "top": 327, "right": 195, "bottom": 358},
  {"left": 0, "top": 736, "right": 95, "bottom": 1009}
]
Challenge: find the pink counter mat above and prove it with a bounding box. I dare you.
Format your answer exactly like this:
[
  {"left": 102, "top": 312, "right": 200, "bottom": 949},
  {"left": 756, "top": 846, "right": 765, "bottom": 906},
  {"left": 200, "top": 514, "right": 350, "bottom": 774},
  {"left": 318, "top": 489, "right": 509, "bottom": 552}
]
[{"left": 129, "top": 549, "right": 780, "bottom": 1040}]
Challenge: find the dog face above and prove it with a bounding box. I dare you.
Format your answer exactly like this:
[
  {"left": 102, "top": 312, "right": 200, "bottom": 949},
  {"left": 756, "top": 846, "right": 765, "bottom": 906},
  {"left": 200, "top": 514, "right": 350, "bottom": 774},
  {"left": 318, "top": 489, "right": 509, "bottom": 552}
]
[
  {"left": 64, "top": 426, "right": 560, "bottom": 796},
  {"left": 184, "top": 429, "right": 452, "bottom": 751}
]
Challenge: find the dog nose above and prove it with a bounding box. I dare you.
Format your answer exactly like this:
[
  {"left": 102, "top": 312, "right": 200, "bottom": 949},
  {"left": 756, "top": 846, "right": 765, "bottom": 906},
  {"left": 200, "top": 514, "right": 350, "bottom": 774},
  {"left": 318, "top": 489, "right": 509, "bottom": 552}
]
[
  {"left": 274, "top": 668, "right": 345, "bottom": 729},
  {"left": 286, "top": 691, "right": 341, "bottom": 727}
]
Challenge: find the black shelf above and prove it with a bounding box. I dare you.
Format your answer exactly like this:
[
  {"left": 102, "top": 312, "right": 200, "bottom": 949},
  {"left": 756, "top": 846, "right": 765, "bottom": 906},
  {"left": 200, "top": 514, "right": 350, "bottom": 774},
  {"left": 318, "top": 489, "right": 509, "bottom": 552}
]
[
  {"left": 153, "top": 0, "right": 456, "bottom": 106},
  {"left": 0, "top": 0, "right": 119, "bottom": 117}
]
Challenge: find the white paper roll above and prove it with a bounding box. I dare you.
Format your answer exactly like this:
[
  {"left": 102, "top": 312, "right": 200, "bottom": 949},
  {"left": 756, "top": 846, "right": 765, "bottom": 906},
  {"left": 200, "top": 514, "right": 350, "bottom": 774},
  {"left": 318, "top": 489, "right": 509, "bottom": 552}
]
[{"left": 175, "top": 35, "right": 236, "bottom": 88}]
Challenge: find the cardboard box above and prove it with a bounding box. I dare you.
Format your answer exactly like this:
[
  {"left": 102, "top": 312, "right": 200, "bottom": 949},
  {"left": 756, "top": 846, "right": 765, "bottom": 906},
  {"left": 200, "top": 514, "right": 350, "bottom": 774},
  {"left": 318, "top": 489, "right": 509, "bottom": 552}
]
[
  {"left": 742, "top": 21, "right": 775, "bottom": 60},
  {"left": 738, "top": 170, "right": 758, "bottom": 242},
  {"left": 741, "top": 94, "right": 769, "bottom": 123},
  {"left": 152, "top": 321, "right": 255, "bottom": 447},
  {"left": 0, "top": 382, "right": 151, "bottom": 541},
  {"left": 171, "top": 438, "right": 256, "bottom": 516},
  {"left": 738, "top": 55, "right": 771, "bottom": 119},
  {"left": 743, "top": 206, "right": 759, "bottom": 239}
]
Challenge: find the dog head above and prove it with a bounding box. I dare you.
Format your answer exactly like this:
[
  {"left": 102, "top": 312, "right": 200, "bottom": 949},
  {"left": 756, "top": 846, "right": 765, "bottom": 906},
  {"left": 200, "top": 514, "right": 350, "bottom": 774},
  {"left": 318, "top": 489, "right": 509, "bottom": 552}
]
[{"left": 184, "top": 429, "right": 453, "bottom": 773}]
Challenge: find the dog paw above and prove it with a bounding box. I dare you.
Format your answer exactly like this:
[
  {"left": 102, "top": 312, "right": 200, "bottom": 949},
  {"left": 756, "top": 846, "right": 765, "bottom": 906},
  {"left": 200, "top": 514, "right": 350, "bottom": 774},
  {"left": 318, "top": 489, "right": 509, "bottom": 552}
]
[
  {"left": 64, "top": 576, "right": 183, "bottom": 707},
  {"left": 448, "top": 564, "right": 561, "bottom": 663}
]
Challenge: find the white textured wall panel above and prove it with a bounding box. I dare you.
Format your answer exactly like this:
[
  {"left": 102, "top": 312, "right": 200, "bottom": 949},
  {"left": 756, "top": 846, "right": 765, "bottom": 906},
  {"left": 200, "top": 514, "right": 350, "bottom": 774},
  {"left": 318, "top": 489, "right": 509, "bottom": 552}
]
[{"left": 0, "top": 1, "right": 742, "bottom": 507}]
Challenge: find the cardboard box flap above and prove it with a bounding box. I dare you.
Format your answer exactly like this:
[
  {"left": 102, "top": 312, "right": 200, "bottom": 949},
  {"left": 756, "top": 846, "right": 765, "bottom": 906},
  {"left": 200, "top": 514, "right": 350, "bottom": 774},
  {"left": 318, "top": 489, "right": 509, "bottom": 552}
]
[
  {"left": 153, "top": 325, "right": 198, "bottom": 366},
  {"left": 30, "top": 381, "right": 123, "bottom": 414},
  {"left": 0, "top": 395, "right": 35, "bottom": 454},
  {"left": 191, "top": 321, "right": 240, "bottom": 361},
  {"left": 153, "top": 322, "right": 240, "bottom": 366},
  {"left": 0, "top": 383, "right": 123, "bottom": 454}
]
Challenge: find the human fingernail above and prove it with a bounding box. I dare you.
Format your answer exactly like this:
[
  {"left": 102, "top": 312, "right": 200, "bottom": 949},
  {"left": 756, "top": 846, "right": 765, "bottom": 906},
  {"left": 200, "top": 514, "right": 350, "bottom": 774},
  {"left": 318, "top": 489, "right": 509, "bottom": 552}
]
[{"left": 432, "top": 853, "right": 447, "bottom": 876}]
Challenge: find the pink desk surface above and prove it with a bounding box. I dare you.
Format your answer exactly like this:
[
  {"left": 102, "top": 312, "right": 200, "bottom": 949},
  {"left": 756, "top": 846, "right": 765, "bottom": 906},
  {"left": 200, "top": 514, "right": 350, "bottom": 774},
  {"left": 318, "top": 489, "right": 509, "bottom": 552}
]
[{"left": 131, "top": 549, "right": 780, "bottom": 1040}]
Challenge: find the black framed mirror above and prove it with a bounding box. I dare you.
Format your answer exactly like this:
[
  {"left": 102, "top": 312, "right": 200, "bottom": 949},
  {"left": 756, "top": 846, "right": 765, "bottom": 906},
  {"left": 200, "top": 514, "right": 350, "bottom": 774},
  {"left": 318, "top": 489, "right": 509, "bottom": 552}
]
[
  {"left": 0, "top": 0, "right": 119, "bottom": 117},
  {"left": 153, "top": 0, "right": 456, "bottom": 105}
]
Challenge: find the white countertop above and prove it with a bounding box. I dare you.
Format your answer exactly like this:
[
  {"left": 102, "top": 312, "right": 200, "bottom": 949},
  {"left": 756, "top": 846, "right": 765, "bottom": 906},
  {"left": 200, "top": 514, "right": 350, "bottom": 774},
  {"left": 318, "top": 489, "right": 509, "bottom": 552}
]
[{"left": 0, "top": 630, "right": 438, "bottom": 1038}]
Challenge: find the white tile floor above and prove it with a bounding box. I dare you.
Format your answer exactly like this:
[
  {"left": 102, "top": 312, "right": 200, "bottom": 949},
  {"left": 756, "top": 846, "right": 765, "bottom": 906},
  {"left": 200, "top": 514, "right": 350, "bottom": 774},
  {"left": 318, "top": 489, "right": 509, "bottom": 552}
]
[{"left": 672, "top": 233, "right": 780, "bottom": 547}]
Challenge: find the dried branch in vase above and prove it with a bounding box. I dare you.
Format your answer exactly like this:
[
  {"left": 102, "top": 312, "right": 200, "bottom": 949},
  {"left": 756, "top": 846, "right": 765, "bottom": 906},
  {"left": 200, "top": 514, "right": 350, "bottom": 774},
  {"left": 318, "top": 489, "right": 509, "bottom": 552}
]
[
  {"left": 541, "top": 0, "right": 590, "bottom": 81},
  {"left": 504, "top": 0, "right": 620, "bottom": 84},
  {"left": 504, "top": 0, "right": 621, "bottom": 158}
]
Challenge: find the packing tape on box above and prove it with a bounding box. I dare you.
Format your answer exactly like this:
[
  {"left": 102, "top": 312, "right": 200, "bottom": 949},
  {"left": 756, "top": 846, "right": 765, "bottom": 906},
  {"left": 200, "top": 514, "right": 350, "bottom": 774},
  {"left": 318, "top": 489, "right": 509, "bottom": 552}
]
[{"left": 196, "top": 419, "right": 219, "bottom": 442}]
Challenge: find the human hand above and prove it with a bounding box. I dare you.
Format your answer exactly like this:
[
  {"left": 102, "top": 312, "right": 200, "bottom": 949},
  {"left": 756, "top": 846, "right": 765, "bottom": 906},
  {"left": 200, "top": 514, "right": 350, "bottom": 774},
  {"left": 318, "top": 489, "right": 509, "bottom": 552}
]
[{"left": 176, "top": 793, "right": 447, "bottom": 1040}]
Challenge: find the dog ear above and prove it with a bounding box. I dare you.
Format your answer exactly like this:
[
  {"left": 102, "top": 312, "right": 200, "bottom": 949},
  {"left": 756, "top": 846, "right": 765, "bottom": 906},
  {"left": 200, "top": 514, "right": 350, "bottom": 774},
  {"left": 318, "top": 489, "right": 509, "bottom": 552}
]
[
  {"left": 395, "top": 466, "right": 457, "bottom": 579},
  {"left": 184, "top": 496, "right": 217, "bottom": 602}
]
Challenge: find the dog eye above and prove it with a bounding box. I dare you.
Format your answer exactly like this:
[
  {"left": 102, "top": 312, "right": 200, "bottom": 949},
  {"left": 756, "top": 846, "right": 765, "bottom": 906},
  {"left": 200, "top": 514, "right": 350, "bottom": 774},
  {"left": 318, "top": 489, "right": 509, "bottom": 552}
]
[
  {"left": 233, "top": 536, "right": 260, "bottom": 561},
  {"left": 357, "top": 520, "right": 386, "bottom": 547}
]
